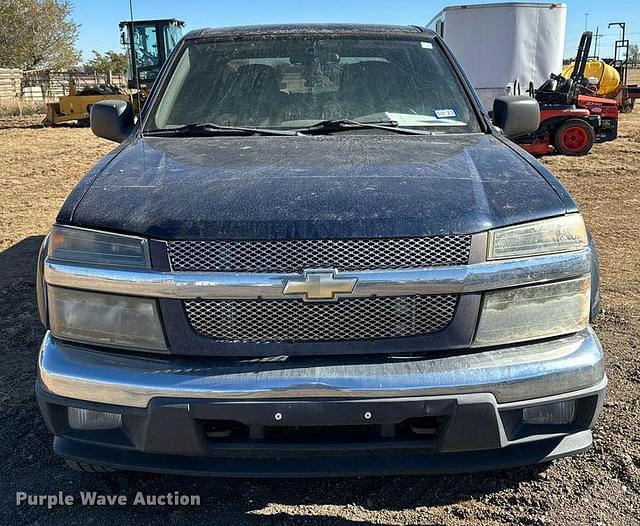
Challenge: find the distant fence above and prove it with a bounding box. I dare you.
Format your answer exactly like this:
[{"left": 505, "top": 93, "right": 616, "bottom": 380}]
[
  {"left": 0, "top": 68, "right": 127, "bottom": 101},
  {"left": 0, "top": 68, "right": 22, "bottom": 98}
]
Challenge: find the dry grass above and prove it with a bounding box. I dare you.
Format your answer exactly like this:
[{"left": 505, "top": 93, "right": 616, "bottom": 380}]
[
  {"left": 0, "top": 98, "right": 46, "bottom": 118},
  {"left": 0, "top": 117, "right": 113, "bottom": 251}
]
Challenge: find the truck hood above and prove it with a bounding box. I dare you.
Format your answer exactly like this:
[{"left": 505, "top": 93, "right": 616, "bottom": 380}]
[{"left": 67, "top": 134, "right": 568, "bottom": 240}]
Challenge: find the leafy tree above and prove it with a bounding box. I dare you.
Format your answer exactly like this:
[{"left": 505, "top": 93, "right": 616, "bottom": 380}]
[
  {"left": 0, "top": 0, "right": 80, "bottom": 69},
  {"left": 84, "top": 50, "right": 128, "bottom": 74}
]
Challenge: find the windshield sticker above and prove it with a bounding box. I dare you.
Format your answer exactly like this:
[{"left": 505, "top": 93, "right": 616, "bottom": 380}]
[
  {"left": 420, "top": 41, "right": 433, "bottom": 49},
  {"left": 434, "top": 108, "right": 457, "bottom": 119}
]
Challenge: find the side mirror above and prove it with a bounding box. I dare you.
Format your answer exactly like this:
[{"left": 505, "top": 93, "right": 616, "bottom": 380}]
[
  {"left": 492, "top": 96, "right": 540, "bottom": 138},
  {"left": 90, "top": 100, "right": 135, "bottom": 143}
]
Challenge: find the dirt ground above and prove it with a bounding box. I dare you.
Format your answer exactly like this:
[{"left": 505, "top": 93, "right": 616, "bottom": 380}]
[{"left": 0, "top": 106, "right": 639, "bottom": 525}]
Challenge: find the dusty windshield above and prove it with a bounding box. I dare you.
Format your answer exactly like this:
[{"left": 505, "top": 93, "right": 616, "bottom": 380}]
[{"left": 146, "top": 34, "right": 481, "bottom": 133}]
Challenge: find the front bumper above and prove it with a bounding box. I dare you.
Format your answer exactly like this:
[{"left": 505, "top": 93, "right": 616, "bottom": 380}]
[{"left": 37, "top": 329, "right": 606, "bottom": 476}]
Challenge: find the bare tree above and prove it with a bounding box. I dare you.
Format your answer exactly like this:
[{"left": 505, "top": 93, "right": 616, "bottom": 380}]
[
  {"left": 629, "top": 44, "right": 639, "bottom": 68},
  {"left": 0, "top": 0, "right": 81, "bottom": 69}
]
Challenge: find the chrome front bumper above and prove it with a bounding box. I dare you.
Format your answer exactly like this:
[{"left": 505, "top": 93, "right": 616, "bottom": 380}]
[{"left": 38, "top": 327, "right": 605, "bottom": 409}]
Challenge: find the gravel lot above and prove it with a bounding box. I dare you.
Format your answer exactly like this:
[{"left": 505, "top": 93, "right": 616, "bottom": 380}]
[{"left": 1, "top": 106, "right": 639, "bottom": 525}]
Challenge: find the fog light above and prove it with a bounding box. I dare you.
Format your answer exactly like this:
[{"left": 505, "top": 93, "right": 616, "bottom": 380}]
[
  {"left": 68, "top": 407, "right": 122, "bottom": 430},
  {"left": 522, "top": 400, "right": 576, "bottom": 425}
]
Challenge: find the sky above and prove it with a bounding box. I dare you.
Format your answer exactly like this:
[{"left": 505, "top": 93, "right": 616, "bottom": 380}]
[{"left": 72, "top": 0, "right": 640, "bottom": 62}]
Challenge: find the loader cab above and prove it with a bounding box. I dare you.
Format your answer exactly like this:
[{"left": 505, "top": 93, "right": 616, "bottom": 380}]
[{"left": 120, "top": 18, "right": 185, "bottom": 90}]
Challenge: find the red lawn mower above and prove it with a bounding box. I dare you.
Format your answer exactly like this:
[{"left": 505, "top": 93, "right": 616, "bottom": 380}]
[{"left": 515, "top": 32, "right": 619, "bottom": 156}]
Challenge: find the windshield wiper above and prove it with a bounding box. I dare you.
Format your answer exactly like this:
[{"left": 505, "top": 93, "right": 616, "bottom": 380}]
[
  {"left": 145, "top": 122, "right": 299, "bottom": 137},
  {"left": 296, "top": 119, "right": 434, "bottom": 136},
  {"left": 146, "top": 119, "right": 434, "bottom": 137}
]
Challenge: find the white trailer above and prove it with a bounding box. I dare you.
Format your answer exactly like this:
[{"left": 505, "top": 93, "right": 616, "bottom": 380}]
[{"left": 427, "top": 2, "right": 567, "bottom": 110}]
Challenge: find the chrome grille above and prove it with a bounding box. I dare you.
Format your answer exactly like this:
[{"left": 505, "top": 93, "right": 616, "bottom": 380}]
[
  {"left": 167, "top": 236, "right": 471, "bottom": 272},
  {"left": 184, "top": 295, "right": 458, "bottom": 342}
]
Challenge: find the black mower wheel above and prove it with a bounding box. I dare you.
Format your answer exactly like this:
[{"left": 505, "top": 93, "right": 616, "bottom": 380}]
[
  {"left": 620, "top": 99, "right": 635, "bottom": 113},
  {"left": 553, "top": 119, "right": 595, "bottom": 156}
]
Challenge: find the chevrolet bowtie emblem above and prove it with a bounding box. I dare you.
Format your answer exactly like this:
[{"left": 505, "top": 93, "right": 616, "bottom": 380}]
[{"left": 283, "top": 270, "right": 357, "bottom": 302}]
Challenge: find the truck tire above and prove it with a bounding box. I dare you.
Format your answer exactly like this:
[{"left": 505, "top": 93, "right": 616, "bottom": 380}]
[
  {"left": 77, "top": 105, "right": 92, "bottom": 127},
  {"left": 64, "top": 459, "right": 118, "bottom": 473},
  {"left": 553, "top": 119, "right": 595, "bottom": 156}
]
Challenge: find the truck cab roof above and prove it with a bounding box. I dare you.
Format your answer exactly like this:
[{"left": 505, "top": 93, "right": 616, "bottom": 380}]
[{"left": 183, "top": 23, "right": 435, "bottom": 41}]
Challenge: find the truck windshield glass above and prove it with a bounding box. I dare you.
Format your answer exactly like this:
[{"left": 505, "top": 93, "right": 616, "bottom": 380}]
[{"left": 147, "top": 35, "right": 481, "bottom": 133}]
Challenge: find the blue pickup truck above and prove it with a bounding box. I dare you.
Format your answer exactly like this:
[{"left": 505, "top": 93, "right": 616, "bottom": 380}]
[{"left": 35, "top": 24, "right": 605, "bottom": 476}]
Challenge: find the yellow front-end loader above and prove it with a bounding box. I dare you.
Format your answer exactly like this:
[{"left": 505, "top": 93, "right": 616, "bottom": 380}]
[
  {"left": 44, "top": 18, "right": 184, "bottom": 125},
  {"left": 44, "top": 79, "right": 136, "bottom": 126}
]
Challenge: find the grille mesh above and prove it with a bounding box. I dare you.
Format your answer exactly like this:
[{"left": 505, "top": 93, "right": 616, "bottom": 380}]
[
  {"left": 167, "top": 236, "right": 471, "bottom": 273},
  {"left": 184, "top": 295, "right": 458, "bottom": 342}
]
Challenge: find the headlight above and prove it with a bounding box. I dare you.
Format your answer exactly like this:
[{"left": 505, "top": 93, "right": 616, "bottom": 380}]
[
  {"left": 487, "top": 215, "right": 588, "bottom": 260},
  {"left": 48, "top": 225, "right": 150, "bottom": 268},
  {"left": 48, "top": 286, "right": 167, "bottom": 351},
  {"left": 473, "top": 277, "right": 590, "bottom": 347},
  {"left": 45, "top": 226, "right": 164, "bottom": 351}
]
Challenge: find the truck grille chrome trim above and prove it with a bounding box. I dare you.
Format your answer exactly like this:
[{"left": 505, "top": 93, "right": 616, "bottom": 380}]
[
  {"left": 43, "top": 249, "right": 592, "bottom": 300},
  {"left": 167, "top": 236, "right": 472, "bottom": 272},
  {"left": 184, "top": 295, "right": 458, "bottom": 342}
]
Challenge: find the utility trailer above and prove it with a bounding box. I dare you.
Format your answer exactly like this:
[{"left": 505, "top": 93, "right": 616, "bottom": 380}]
[
  {"left": 606, "top": 22, "right": 640, "bottom": 112},
  {"left": 427, "top": 2, "right": 567, "bottom": 110}
]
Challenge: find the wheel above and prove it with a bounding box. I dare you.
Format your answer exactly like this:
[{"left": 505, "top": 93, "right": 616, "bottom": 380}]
[
  {"left": 620, "top": 99, "right": 635, "bottom": 113},
  {"left": 77, "top": 104, "right": 92, "bottom": 127},
  {"left": 64, "top": 458, "right": 118, "bottom": 473},
  {"left": 553, "top": 119, "right": 595, "bottom": 156}
]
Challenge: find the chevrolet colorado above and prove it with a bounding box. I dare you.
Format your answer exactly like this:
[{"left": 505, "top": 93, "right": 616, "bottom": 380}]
[{"left": 36, "top": 24, "right": 606, "bottom": 476}]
